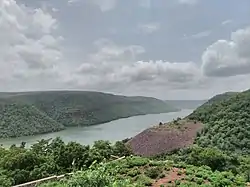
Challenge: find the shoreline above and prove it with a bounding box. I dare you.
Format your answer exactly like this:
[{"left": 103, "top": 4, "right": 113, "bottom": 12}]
[
  {"left": 0, "top": 109, "right": 193, "bottom": 148},
  {"left": 0, "top": 109, "right": 181, "bottom": 140}
]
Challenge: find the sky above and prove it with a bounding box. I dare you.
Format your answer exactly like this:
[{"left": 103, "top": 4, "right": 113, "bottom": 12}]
[{"left": 0, "top": 0, "right": 250, "bottom": 99}]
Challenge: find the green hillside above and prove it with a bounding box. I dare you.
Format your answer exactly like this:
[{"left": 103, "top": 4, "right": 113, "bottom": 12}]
[
  {"left": 0, "top": 99, "right": 64, "bottom": 138},
  {"left": 0, "top": 138, "right": 248, "bottom": 186},
  {"left": 188, "top": 89, "right": 250, "bottom": 154},
  {"left": 0, "top": 91, "right": 177, "bottom": 138},
  {"left": 203, "top": 91, "right": 238, "bottom": 105}
]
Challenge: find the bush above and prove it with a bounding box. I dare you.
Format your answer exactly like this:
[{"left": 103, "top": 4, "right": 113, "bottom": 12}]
[
  {"left": 127, "top": 168, "right": 141, "bottom": 177},
  {"left": 135, "top": 175, "right": 153, "bottom": 186},
  {"left": 144, "top": 167, "right": 162, "bottom": 179},
  {"left": 127, "top": 157, "right": 149, "bottom": 168}
]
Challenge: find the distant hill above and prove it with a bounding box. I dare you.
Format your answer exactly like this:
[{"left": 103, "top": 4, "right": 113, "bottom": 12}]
[
  {"left": 188, "top": 89, "right": 250, "bottom": 154},
  {"left": 0, "top": 99, "right": 64, "bottom": 138},
  {"left": 165, "top": 100, "right": 207, "bottom": 109},
  {"left": 0, "top": 91, "right": 177, "bottom": 138}
]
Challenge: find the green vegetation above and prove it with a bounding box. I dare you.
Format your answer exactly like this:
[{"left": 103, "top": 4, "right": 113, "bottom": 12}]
[
  {"left": 0, "top": 91, "right": 177, "bottom": 138},
  {"left": 204, "top": 92, "right": 238, "bottom": 105},
  {"left": 0, "top": 99, "right": 64, "bottom": 138},
  {"left": 1, "top": 89, "right": 250, "bottom": 186},
  {"left": 38, "top": 154, "right": 247, "bottom": 187},
  {"left": 0, "top": 138, "right": 133, "bottom": 186},
  {"left": 188, "top": 89, "right": 250, "bottom": 154},
  {"left": 0, "top": 139, "right": 248, "bottom": 187}
]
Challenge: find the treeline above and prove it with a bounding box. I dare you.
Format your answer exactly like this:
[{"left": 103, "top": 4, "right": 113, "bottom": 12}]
[
  {"left": 0, "top": 138, "right": 132, "bottom": 186},
  {"left": 0, "top": 138, "right": 249, "bottom": 187}
]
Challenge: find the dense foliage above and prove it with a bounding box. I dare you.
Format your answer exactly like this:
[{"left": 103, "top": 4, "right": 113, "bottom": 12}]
[
  {"left": 0, "top": 100, "right": 64, "bottom": 138},
  {"left": 0, "top": 138, "right": 248, "bottom": 187},
  {"left": 39, "top": 154, "right": 248, "bottom": 187},
  {"left": 204, "top": 92, "right": 237, "bottom": 105},
  {"left": 0, "top": 138, "right": 132, "bottom": 186},
  {"left": 0, "top": 91, "right": 177, "bottom": 138},
  {"left": 188, "top": 89, "right": 250, "bottom": 154}
]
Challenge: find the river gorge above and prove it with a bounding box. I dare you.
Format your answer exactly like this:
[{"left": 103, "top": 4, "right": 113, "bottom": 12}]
[{"left": 0, "top": 109, "right": 193, "bottom": 148}]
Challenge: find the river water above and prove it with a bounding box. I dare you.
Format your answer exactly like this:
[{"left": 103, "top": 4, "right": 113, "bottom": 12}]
[{"left": 0, "top": 109, "right": 193, "bottom": 148}]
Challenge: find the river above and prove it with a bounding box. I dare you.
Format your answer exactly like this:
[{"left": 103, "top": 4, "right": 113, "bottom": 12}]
[{"left": 0, "top": 109, "right": 193, "bottom": 148}]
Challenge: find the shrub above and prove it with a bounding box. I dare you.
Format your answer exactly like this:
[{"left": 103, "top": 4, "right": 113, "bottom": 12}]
[
  {"left": 144, "top": 167, "right": 162, "bottom": 179},
  {"left": 135, "top": 175, "right": 153, "bottom": 186}
]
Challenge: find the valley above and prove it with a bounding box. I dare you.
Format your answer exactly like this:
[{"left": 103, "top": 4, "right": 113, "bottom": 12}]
[
  {"left": 0, "top": 90, "right": 250, "bottom": 186},
  {"left": 0, "top": 91, "right": 177, "bottom": 138}
]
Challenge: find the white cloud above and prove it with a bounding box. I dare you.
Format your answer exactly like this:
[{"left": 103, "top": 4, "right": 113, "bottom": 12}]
[
  {"left": 90, "top": 0, "right": 117, "bottom": 12},
  {"left": 222, "top": 19, "right": 233, "bottom": 25},
  {"left": 0, "top": 0, "right": 63, "bottom": 88},
  {"left": 201, "top": 27, "right": 250, "bottom": 77},
  {"left": 90, "top": 38, "right": 145, "bottom": 62},
  {"left": 137, "top": 23, "right": 160, "bottom": 34},
  {"left": 138, "top": 0, "right": 151, "bottom": 9},
  {"left": 68, "top": 0, "right": 79, "bottom": 5},
  {"left": 191, "top": 30, "right": 211, "bottom": 39},
  {"left": 68, "top": 0, "right": 117, "bottom": 11},
  {"left": 52, "top": 8, "right": 59, "bottom": 12},
  {"left": 178, "top": 0, "right": 198, "bottom": 5},
  {"left": 183, "top": 30, "right": 211, "bottom": 40},
  {"left": 70, "top": 39, "right": 202, "bottom": 91},
  {"left": 1, "top": 0, "right": 250, "bottom": 99}
]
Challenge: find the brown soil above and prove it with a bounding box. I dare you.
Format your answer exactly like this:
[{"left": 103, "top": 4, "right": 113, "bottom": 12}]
[
  {"left": 152, "top": 168, "right": 186, "bottom": 187},
  {"left": 127, "top": 120, "right": 203, "bottom": 156}
]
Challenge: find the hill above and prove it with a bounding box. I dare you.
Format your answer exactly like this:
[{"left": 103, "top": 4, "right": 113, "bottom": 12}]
[
  {"left": 188, "top": 89, "right": 250, "bottom": 154},
  {"left": 128, "top": 119, "right": 203, "bottom": 156},
  {"left": 0, "top": 91, "right": 177, "bottom": 138},
  {"left": 203, "top": 91, "right": 238, "bottom": 105},
  {"left": 0, "top": 99, "right": 64, "bottom": 138},
  {"left": 165, "top": 100, "right": 206, "bottom": 109}
]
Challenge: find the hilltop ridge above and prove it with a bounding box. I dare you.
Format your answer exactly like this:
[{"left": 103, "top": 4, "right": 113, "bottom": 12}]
[{"left": 188, "top": 89, "right": 250, "bottom": 154}]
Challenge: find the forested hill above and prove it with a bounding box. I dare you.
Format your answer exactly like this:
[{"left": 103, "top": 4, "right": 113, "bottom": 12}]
[
  {"left": 0, "top": 91, "right": 177, "bottom": 138},
  {"left": 0, "top": 99, "right": 64, "bottom": 138},
  {"left": 188, "top": 89, "right": 250, "bottom": 154},
  {"left": 203, "top": 91, "right": 238, "bottom": 105}
]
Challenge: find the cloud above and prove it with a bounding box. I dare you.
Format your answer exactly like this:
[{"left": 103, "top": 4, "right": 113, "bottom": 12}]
[
  {"left": 222, "top": 20, "right": 233, "bottom": 25},
  {"left": 1, "top": 0, "right": 250, "bottom": 99},
  {"left": 138, "top": 0, "right": 152, "bottom": 9},
  {"left": 0, "top": 0, "right": 63, "bottom": 88},
  {"left": 183, "top": 30, "right": 211, "bottom": 40},
  {"left": 201, "top": 27, "right": 250, "bottom": 77},
  {"left": 68, "top": 0, "right": 116, "bottom": 11},
  {"left": 178, "top": 0, "right": 199, "bottom": 5},
  {"left": 85, "top": 0, "right": 117, "bottom": 12},
  {"left": 190, "top": 30, "right": 211, "bottom": 39},
  {"left": 137, "top": 23, "right": 160, "bottom": 34},
  {"left": 70, "top": 39, "right": 202, "bottom": 91},
  {"left": 68, "top": 0, "right": 79, "bottom": 5},
  {"left": 89, "top": 39, "right": 145, "bottom": 62}
]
